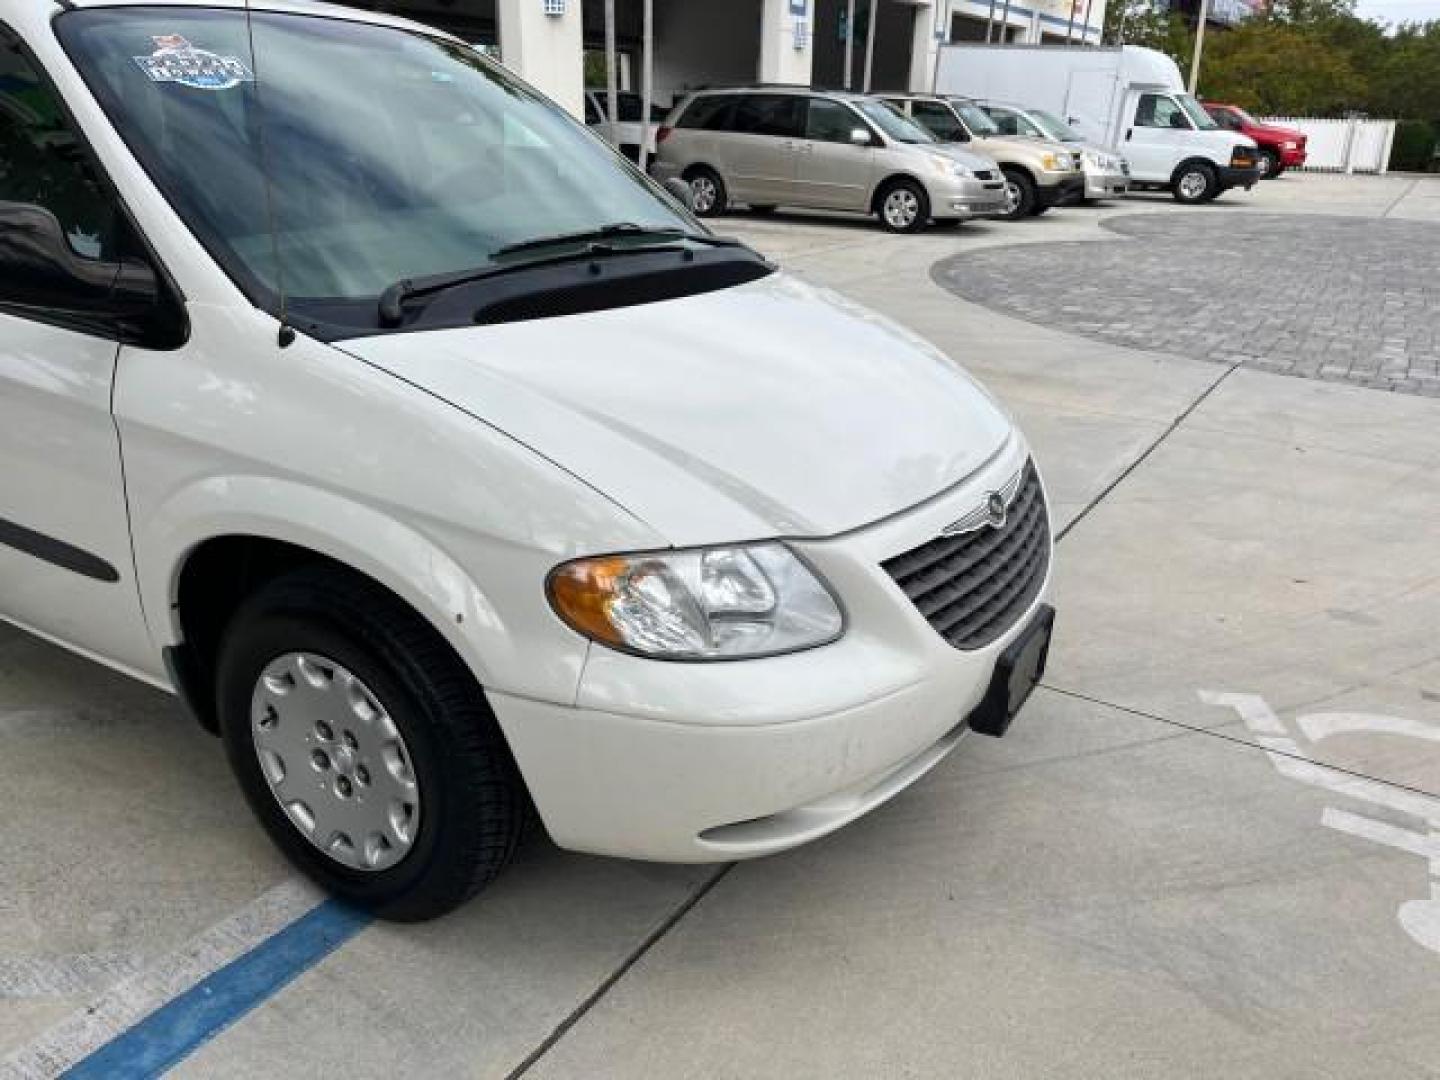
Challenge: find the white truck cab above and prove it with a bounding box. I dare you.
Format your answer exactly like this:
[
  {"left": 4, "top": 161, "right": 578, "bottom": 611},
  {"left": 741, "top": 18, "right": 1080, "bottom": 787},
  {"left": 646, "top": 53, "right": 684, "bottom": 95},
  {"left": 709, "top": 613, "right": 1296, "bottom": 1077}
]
[
  {"left": 0, "top": 0, "right": 1054, "bottom": 919},
  {"left": 937, "top": 44, "right": 1261, "bottom": 203}
]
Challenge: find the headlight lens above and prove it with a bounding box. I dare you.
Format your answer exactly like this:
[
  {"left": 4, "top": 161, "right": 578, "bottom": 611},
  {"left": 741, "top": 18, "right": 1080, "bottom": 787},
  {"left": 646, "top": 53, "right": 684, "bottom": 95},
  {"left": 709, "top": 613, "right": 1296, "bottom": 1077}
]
[
  {"left": 1041, "top": 152, "right": 1071, "bottom": 171},
  {"left": 548, "top": 543, "right": 844, "bottom": 660},
  {"left": 929, "top": 152, "right": 973, "bottom": 179},
  {"left": 1282, "top": 140, "right": 1297, "bottom": 150}
]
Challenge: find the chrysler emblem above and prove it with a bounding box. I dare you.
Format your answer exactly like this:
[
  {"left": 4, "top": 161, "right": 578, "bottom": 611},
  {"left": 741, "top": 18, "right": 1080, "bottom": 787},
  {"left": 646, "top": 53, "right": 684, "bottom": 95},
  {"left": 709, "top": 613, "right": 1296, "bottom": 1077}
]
[{"left": 985, "top": 490, "right": 1008, "bottom": 529}]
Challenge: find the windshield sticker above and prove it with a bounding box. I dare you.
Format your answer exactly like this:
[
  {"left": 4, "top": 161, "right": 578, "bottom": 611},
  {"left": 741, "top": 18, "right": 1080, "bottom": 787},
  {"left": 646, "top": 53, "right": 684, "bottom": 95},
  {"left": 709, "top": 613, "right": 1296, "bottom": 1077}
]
[{"left": 133, "top": 36, "right": 254, "bottom": 90}]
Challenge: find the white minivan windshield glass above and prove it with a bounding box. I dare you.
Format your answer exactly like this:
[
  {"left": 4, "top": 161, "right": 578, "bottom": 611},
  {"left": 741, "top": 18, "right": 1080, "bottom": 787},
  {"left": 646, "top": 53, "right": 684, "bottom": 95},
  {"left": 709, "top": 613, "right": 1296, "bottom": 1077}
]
[
  {"left": 1176, "top": 94, "right": 1220, "bottom": 130},
  {"left": 57, "top": 8, "right": 690, "bottom": 306}
]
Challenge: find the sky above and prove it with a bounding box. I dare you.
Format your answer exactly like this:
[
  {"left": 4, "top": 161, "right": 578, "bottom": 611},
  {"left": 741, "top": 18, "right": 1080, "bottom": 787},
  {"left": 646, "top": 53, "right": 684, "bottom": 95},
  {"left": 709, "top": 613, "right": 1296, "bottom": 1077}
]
[{"left": 1354, "top": 0, "right": 1440, "bottom": 25}]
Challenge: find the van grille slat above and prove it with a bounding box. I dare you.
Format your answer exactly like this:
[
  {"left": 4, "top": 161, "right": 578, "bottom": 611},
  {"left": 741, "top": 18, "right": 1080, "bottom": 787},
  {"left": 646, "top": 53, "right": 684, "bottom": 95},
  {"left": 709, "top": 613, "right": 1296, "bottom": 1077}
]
[{"left": 881, "top": 462, "right": 1049, "bottom": 651}]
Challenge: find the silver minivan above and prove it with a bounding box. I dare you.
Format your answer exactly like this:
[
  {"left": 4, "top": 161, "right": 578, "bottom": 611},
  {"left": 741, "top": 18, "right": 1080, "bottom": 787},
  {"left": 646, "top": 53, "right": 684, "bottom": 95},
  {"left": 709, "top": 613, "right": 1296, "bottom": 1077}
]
[{"left": 652, "top": 88, "right": 1007, "bottom": 232}]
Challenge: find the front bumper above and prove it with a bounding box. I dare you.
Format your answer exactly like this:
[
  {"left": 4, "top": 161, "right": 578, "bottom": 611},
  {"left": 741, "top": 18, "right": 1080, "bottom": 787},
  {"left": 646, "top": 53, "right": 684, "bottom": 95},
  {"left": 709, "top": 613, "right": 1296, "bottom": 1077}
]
[
  {"left": 1280, "top": 147, "right": 1307, "bottom": 166},
  {"left": 1037, "top": 173, "right": 1086, "bottom": 208},
  {"left": 1083, "top": 164, "right": 1130, "bottom": 199},
  {"left": 490, "top": 434, "right": 1052, "bottom": 863},
  {"left": 1217, "top": 164, "right": 1263, "bottom": 190},
  {"left": 928, "top": 174, "right": 1009, "bottom": 220}
]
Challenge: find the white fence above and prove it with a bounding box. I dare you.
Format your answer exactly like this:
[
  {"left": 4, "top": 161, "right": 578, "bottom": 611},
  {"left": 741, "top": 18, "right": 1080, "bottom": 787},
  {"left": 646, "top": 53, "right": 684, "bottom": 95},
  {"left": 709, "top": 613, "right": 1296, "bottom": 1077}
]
[{"left": 1259, "top": 117, "right": 1397, "bottom": 174}]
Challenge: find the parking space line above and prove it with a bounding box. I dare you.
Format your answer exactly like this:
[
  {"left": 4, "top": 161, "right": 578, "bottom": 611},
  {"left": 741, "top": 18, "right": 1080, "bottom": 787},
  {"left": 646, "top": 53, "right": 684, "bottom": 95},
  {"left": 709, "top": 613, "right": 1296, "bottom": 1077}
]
[
  {"left": 0, "top": 880, "right": 348, "bottom": 1080},
  {"left": 63, "top": 899, "right": 370, "bottom": 1079}
]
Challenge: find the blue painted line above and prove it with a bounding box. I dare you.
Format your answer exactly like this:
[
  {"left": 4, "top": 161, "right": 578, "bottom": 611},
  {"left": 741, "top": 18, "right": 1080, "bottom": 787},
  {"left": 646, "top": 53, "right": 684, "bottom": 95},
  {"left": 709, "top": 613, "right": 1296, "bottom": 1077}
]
[{"left": 63, "top": 900, "right": 372, "bottom": 1080}]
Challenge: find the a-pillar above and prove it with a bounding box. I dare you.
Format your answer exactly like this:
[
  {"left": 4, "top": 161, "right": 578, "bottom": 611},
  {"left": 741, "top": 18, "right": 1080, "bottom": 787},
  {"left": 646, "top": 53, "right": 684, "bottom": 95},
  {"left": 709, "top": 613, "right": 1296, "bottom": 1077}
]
[
  {"left": 758, "top": 0, "right": 815, "bottom": 85},
  {"left": 906, "top": 0, "right": 943, "bottom": 92},
  {"left": 497, "top": 0, "right": 585, "bottom": 118}
]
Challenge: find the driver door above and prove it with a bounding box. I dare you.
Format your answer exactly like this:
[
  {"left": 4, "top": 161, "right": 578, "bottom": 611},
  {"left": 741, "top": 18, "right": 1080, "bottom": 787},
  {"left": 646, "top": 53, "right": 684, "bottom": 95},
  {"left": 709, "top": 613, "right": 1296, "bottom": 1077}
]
[
  {"left": 0, "top": 27, "right": 151, "bottom": 672},
  {"left": 1124, "top": 92, "right": 1192, "bottom": 183}
]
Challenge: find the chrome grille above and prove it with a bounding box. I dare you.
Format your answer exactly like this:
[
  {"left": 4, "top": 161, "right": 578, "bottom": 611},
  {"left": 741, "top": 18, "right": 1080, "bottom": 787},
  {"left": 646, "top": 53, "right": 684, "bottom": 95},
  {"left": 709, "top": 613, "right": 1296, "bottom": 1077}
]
[{"left": 881, "top": 462, "right": 1050, "bottom": 651}]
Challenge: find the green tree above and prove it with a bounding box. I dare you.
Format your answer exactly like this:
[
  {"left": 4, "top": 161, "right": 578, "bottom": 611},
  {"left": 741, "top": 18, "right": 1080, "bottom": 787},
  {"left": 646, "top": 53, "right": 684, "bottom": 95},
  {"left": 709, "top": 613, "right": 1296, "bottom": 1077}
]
[{"left": 1199, "top": 21, "right": 1364, "bottom": 114}]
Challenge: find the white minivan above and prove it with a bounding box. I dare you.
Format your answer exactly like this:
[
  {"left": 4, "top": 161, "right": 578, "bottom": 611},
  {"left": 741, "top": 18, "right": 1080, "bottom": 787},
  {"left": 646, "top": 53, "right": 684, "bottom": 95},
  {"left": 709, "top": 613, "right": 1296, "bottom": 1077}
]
[
  {"left": 937, "top": 44, "right": 1261, "bottom": 204},
  {"left": 1, "top": 0, "right": 1054, "bottom": 919}
]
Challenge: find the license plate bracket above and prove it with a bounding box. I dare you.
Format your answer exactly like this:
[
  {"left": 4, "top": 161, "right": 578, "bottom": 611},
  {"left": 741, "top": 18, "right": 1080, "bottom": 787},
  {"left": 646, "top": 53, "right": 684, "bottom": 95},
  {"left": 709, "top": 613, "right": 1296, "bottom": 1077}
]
[{"left": 967, "top": 605, "right": 1055, "bottom": 738}]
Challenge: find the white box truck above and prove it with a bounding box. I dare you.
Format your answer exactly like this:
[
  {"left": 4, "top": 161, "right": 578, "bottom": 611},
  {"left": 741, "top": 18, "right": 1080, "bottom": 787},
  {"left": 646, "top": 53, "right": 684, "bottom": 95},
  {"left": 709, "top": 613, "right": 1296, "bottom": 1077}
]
[{"left": 935, "top": 44, "right": 1261, "bottom": 204}]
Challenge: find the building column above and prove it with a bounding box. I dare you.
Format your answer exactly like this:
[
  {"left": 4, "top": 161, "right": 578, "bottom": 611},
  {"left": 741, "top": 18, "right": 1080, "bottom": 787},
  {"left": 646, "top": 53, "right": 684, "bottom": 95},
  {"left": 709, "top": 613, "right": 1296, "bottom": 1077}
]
[
  {"left": 906, "top": 0, "right": 940, "bottom": 92},
  {"left": 758, "top": 0, "right": 814, "bottom": 85},
  {"left": 497, "top": 0, "right": 585, "bottom": 118}
]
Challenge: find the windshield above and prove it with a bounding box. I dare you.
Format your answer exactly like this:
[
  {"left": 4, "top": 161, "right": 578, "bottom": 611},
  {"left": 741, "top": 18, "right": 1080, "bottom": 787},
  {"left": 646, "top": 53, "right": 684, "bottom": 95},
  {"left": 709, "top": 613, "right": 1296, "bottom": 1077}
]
[
  {"left": 57, "top": 8, "right": 690, "bottom": 311},
  {"left": 1029, "top": 109, "right": 1082, "bottom": 142},
  {"left": 1177, "top": 94, "right": 1220, "bottom": 131},
  {"left": 948, "top": 101, "right": 1000, "bottom": 136},
  {"left": 855, "top": 100, "right": 934, "bottom": 144}
]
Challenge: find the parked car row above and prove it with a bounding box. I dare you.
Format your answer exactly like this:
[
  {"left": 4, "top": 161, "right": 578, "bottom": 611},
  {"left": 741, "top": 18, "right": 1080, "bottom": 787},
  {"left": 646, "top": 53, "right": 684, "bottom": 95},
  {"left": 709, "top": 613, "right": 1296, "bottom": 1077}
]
[
  {"left": 644, "top": 86, "right": 1096, "bottom": 233},
  {"left": 613, "top": 46, "right": 1301, "bottom": 234}
]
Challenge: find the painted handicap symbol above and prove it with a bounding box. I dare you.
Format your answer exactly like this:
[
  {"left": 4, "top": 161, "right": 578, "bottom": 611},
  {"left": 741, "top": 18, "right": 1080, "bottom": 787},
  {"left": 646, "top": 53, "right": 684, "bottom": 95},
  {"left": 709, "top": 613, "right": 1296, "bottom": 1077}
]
[{"left": 1200, "top": 691, "right": 1440, "bottom": 957}]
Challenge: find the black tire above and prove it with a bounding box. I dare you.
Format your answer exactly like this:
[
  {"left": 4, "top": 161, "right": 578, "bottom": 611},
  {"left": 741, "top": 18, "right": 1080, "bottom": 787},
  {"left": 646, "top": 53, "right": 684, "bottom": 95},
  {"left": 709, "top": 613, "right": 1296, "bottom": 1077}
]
[
  {"left": 1269, "top": 162, "right": 1287, "bottom": 179},
  {"left": 748, "top": 204, "right": 778, "bottom": 215},
  {"left": 1030, "top": 202, "right": 1051, "bottom": 217},
  {"left": 1000, "top": 168, "right": 1036, "bottom": 220},
  {"left": 216, "top": 567, "right": 527, "bottom": 922},
  {"left": 684, "top": 165, "right": 727, "bottom": 217},
  {"left": 874, "top": 178, "right": 930, "bottom": 233},
  {"left": 1172, "top": 161, "right": 1217, "bottom": 204},
  {"left": 1257, "top": 148, "right": 1280, "bottom": 179}
]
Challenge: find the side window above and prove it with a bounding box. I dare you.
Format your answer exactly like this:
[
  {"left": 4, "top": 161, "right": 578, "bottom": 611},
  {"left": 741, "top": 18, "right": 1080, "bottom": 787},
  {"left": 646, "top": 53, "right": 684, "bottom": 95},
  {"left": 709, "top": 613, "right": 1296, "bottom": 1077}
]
[
  {"left": 912, "top": 100, "right": 967, "bottom": 142},
  {"left": 805, "top": 98, "right": 863, "bottom": 143},
  {"left": 1213, "top": 109, "right": 1240, "bottom": 131},
  {"left": 1135, "top": 94, "right": 1190, "bottom": 131},
  {"left": 0, "top": 34, "right": 118, "bottom": 260},
  {"left": 730, "top": 94, "right": 802, "bottom": 138},
  {"left": 986, "top": 107, "right": 1020, "bottom": 136},
  {"left": 676, "top": 94, "right": 733, "bottom": 131}
]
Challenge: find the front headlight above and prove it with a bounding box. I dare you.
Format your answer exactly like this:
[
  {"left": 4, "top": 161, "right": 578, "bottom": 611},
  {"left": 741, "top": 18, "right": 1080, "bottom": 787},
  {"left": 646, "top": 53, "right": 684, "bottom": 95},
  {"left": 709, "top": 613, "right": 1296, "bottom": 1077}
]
[
  {"left": 928, "top": 152, "right": 973, "bottom": 179},
  {"left": 1282, "top": 140, "right": 1297, "bottom": 150},
  {"left": 548, "top": 543, "right": 844, "bottom": 660},
  {"left": 1040, "top": 152, "right": 1070, "bottom": 172}
]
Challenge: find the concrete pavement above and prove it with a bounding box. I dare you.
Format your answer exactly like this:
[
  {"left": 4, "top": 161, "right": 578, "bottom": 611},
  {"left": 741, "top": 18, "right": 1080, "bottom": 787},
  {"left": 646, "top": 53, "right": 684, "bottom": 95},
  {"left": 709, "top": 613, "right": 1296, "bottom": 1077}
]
[{"left": 3, "top": 173, "right": 1439, "bottom": 1078}]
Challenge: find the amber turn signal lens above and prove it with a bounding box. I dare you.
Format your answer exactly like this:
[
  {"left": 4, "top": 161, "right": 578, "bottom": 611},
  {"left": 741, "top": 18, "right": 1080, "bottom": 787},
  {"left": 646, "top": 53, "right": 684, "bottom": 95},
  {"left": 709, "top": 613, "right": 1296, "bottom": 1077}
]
[{"left": 547, "top": 557, "right": 629, "bottom": 647}]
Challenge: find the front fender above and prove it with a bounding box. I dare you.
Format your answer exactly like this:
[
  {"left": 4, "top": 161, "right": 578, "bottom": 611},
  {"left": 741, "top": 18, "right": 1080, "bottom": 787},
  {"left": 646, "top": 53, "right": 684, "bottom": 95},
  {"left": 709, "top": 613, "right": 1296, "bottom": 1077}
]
[{"left": 137, "top": 476, "right": 591, "bottom": 704}]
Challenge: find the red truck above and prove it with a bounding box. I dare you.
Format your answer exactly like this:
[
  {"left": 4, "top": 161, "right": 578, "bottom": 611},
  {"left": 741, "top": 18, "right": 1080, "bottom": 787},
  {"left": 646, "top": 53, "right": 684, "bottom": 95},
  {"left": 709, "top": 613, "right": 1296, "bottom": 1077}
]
[{"left": 1202, "top": 103, "right": 1308, "bottom": 178}]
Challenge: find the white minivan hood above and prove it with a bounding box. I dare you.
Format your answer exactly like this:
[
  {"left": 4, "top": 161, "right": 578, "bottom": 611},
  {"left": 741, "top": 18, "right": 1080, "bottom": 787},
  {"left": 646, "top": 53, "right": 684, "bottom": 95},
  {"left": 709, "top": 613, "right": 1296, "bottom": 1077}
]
[{"left": 339, "top": 272, "right": 1012, "bottom": 546}]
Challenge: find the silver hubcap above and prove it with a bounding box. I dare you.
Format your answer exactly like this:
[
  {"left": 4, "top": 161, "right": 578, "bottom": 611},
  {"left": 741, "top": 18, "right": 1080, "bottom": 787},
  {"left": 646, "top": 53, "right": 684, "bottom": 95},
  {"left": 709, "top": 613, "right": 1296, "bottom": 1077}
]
[
  {"left": 690, "top": 176, "right": 717, "bottom": 213},
  {"left": 1257, "top": 155, "right": 1272, "bottom": 177},
  {"left": 883, "top": 188, "right": 919, "bottom": 229},
  {"left": 251, "top": 653, "right": 421, "bottom": 873},
  {"left": 1003, "top": 180, "right": 1022, "bottom": 215},
  {"left": 1179, "top": 171, "right": 1207, "bottom": 199}
]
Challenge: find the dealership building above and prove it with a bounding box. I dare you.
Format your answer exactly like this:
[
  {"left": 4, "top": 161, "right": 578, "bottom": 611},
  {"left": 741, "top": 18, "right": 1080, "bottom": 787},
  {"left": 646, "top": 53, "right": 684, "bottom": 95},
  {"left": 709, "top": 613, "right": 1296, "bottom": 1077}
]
[{"left": 356, "top": 0, "right": 1106, "bottom": 119}]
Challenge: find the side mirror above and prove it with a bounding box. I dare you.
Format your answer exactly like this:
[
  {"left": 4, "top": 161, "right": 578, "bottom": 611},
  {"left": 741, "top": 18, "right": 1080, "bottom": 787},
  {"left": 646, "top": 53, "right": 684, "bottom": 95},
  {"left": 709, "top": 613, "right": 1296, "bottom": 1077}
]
[
  {"left": 662, "top": 176, "right": 695, "bottom": 212},
  {"left": 0, "top": 201, "right": 159, "bottom": 326},
  {"left": 849, "top": 127, "right": 873, "bottom": 146}
]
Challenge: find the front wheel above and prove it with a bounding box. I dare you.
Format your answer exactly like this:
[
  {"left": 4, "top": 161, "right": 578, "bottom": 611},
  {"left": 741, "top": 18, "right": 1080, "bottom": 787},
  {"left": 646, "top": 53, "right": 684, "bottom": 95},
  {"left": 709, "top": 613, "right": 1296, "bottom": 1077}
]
[
  {"left": 685, "top": 166, "right": 727, "bottom": 217},
  {"left": 217, "top": 567, "right": 527, "bottom": 922},
  {"left": 1000, "top": 169, "right": 1036, "bottom": 220},
  {"left": 1172, "top": 162, "right": 1217, "bottom": 204},
  {"left": 1257, "top": 149, "right": 1280, "bottom": 179},
  {"left": 876, "top": 179, "right": 930, "bottom": 233}
]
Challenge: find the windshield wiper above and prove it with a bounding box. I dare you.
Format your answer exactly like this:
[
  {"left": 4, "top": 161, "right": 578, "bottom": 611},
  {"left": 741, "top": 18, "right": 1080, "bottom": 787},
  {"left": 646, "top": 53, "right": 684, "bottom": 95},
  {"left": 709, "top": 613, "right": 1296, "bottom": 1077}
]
[
  {"left": 377, "top": 224, "right": 747, "bottom": 327},
  {"left": 492, "top": 222, "right": 741, "bottom": 258}
]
